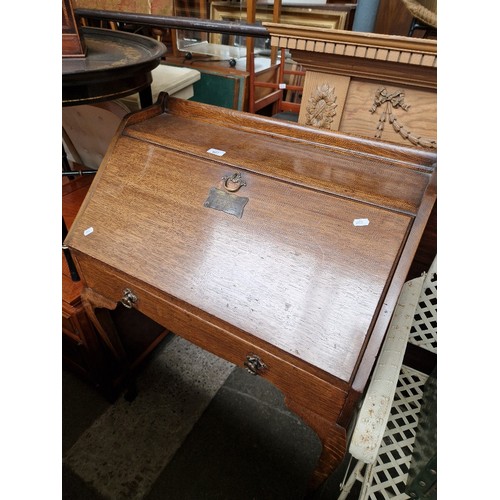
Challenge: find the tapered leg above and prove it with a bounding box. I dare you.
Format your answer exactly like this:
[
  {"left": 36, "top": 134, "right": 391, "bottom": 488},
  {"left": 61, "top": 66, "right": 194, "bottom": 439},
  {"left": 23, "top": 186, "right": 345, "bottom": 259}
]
[{"left": 139, "top": 85, "right": 153, "bottom": 108}]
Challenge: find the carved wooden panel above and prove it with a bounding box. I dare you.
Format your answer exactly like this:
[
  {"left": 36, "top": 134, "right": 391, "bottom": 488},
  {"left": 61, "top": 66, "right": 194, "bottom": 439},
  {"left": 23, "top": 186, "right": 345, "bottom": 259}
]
[
  {"left": 298, "top": 71, "right": 350, "bottom": 131},
  {"left": 265, "top": 23, "right": 437, "bottom": 149},
  {"left": 340, "top": 80, "right": 436, "bottom": 148},
  {"left": 298, "top": 73, "right": 436, "bottom": 148}
]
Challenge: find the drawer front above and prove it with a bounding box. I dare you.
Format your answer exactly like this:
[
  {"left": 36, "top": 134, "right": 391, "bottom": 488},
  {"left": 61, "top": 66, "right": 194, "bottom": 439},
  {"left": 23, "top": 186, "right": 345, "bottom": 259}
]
[{"left": 76, "top": 253, "right": 348, "bottom": 422}]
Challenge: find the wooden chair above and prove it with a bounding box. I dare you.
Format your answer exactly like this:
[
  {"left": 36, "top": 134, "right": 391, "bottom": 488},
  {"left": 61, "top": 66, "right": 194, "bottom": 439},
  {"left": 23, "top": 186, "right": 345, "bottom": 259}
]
[
  {"left": 273, "top": 49, "right": 305, "bottom": 120},
  {"left": 248, "top": 47, "right": 305, "bottom": 118},
  {"left": 337, "top": 256, "right": 437, "bottom": 499}
]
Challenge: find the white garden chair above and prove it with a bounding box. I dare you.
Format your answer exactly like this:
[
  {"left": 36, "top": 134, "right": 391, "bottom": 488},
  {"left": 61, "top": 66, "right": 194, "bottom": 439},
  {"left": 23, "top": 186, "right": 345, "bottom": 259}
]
[{"left": 338, "top": 256, "right": 437, "bottom": 499}]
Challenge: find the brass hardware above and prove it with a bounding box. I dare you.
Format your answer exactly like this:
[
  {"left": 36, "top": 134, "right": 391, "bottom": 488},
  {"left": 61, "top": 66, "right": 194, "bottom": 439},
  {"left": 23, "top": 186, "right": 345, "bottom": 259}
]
[
  {"left": 204, "top": 187, "right": 249, "bottom": 218},
  {"left": 244, "top": 354, "right": 267, "bottom": 375},
  {"left": 222, "top": 172, "right": 246, "bottom": 193},
  {"left": 203, "top": 172, "right": 249, "bottom": 217},
  {"left": 120, "top": 288, "right": 138, "bottom": 309}
]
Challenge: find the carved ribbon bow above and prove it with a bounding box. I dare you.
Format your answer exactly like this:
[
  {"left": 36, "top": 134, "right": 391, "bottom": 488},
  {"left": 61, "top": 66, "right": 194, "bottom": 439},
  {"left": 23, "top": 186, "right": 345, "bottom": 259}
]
[
  {"left": 369, "top": 88, "right": 410, "bottom": 114},
  {"left": 368, "top": 87, "right": 436, "bottom": 149}
]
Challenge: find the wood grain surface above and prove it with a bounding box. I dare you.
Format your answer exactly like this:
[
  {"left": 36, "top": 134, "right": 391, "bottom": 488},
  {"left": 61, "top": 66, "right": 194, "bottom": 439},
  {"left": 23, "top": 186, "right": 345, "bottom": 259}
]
[
  {"left": 70, "top": 141, "right": 412, "bottom": 381},
  {"left": 66, "top": 106, "right": 418, "bottom": 382},
  {"left": 65, "top": 95, "right": 437, "bottom": 491},
  {"left": 340, "top": 79, "right": 437, "bottom": 147}
]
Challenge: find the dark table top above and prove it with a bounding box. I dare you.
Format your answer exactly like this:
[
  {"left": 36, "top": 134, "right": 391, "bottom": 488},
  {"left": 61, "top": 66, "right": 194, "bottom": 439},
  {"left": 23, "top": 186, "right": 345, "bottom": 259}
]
[{"left": 62, "top": 27, "right": 166, "bottom": 107}]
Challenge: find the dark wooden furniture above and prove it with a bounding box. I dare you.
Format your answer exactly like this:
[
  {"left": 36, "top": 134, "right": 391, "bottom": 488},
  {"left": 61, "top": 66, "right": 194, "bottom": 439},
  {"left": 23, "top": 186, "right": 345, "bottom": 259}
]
[
  {"left": 64, "top": 94, "right": 436, "bottom": 490},
  {"left": 72, "top": 5, "right": 352, "bottom": 113},
  {"left": 62, "top": 26, "right": 166, "bottom": 107}
]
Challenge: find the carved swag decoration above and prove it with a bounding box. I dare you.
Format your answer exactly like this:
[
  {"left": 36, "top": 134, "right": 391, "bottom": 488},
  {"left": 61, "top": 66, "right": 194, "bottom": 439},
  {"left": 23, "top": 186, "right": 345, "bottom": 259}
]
[
  {"left": 369, "top": 88, "right": 436, "bottom": 149},
  {"left": 305, "top": 83, "right": 337, "bottom": 129}
]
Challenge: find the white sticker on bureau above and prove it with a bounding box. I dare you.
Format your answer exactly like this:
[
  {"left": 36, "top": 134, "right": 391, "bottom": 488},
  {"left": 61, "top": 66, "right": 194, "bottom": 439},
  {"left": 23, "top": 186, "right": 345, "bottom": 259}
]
[
  {"left": 207, "top": 148, "right": 226, "bottom": 157},
  {"left": 353, "top": 218, "right": 370, "bottom": 227}
]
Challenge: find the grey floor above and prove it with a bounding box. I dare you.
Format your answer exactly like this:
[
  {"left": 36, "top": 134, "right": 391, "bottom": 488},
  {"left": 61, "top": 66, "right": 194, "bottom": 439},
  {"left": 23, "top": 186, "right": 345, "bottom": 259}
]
[{"left": 62, "top": 334, "right": 353, "bottom": 500}]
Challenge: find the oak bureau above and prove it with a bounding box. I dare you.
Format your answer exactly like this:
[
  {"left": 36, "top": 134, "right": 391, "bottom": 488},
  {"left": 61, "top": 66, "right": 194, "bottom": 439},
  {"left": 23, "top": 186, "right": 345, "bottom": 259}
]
[{"left": 64, "top": 94, "right": 436, "bottom": 491}]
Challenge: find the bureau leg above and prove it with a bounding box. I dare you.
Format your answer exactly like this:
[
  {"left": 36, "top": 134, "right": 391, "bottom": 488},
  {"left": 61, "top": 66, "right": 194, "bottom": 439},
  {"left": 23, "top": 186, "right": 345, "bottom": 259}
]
[
  {"left": 285, "top": 397, "right": 347, "bottom": 493},
  {"left": 81, "top": 287, "right": 139, "bottom": 399},
  {"left": 81, "top": 287, "right": 127, "bottom": 363}
]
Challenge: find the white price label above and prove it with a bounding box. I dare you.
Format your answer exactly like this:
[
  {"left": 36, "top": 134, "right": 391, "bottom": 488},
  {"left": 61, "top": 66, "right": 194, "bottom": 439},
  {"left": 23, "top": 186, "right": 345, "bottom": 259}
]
[
  {"left": 207, "top": 148, "right": 226, "bottom": 157},
  {"left": 353, "top": 218, "right": 370, "bottom": 227}
]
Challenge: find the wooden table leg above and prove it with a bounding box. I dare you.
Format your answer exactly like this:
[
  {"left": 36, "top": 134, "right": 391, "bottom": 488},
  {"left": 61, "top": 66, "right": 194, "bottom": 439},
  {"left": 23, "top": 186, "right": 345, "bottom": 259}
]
[
  {"left": 81, "top": 287, "right": 141, "bottom": 400},
  {"left": 81, "top": 287, "right": 127, "bottom": 362},
  {"left": 139, "top": 85, "right": 153, "bottom": 108}
]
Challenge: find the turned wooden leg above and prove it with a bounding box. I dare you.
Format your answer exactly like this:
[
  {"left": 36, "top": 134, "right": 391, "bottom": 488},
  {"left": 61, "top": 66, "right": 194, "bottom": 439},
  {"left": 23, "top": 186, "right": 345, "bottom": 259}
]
[{"left": 285, "top": 397, "right": 347, "bottom": 492}]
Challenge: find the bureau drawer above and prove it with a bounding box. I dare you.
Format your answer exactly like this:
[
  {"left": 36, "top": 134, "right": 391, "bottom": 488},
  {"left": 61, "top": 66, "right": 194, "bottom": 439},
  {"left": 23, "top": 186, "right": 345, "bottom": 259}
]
[{"left": 76, "top": 252, "right": 349, "bottom": 421}]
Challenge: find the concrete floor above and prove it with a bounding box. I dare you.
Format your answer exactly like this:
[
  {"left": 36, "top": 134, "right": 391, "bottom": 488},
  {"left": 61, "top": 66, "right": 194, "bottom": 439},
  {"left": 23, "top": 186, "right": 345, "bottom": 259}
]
[{"left": 62, "top": 334, "right": 352, "bottom": 500}]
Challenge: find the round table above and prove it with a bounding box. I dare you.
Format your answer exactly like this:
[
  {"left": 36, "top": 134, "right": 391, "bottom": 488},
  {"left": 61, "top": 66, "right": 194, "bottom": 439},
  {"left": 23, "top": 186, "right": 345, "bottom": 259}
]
[{"left": 62, "top": 27, "right": 166, "bottom": 107}]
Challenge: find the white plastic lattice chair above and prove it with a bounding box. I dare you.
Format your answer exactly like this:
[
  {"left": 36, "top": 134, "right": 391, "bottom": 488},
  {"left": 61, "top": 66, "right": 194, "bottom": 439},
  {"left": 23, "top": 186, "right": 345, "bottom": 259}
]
[{"left": 338, "top": 256, "right": 437, "bottom": 499}]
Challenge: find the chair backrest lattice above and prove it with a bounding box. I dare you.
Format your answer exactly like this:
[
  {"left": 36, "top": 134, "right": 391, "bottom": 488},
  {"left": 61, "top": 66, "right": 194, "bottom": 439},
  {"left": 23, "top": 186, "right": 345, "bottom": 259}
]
[
  {"left": 340, "top": 256, "right": 437, "bottom": 500},
  {"left": 364, "top": 365, "right": 428, "bottom": 499},
  {"left": 408, "top": 258, "right": 437, "bottom": 354}
]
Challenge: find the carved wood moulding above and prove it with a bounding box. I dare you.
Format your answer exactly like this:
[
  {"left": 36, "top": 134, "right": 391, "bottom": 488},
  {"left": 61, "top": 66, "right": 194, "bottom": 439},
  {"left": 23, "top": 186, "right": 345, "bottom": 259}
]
[
  {"left": 263, "top": 23, "right": 437, "bottom": 89},
  {"left": 264, "top": 23, "right": 436, "bottom": 66},
  {"left": 263, "top": 23, "right": 437, "bottom": 149}
]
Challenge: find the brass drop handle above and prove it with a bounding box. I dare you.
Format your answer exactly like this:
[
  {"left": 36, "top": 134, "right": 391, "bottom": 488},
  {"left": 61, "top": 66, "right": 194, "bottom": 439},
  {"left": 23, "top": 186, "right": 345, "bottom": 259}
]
[
  {"left": 222, "top": 172, "right": 246, "bottom": 193},
  {"left": 120, "top": 288, "right": 138, "bottom": 309},
  {"left": 244, "top": 354, "right": 267, "bottom": 375}
]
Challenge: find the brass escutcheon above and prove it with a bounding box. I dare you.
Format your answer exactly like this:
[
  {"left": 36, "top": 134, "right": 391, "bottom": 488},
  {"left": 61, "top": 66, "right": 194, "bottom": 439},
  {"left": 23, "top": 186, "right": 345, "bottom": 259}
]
[
  {"left": 120, "top": 288, "right": 138, "bottom": 309},
  {"left": 244, "top": 354, "right": 267, "bottom": 375}
]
